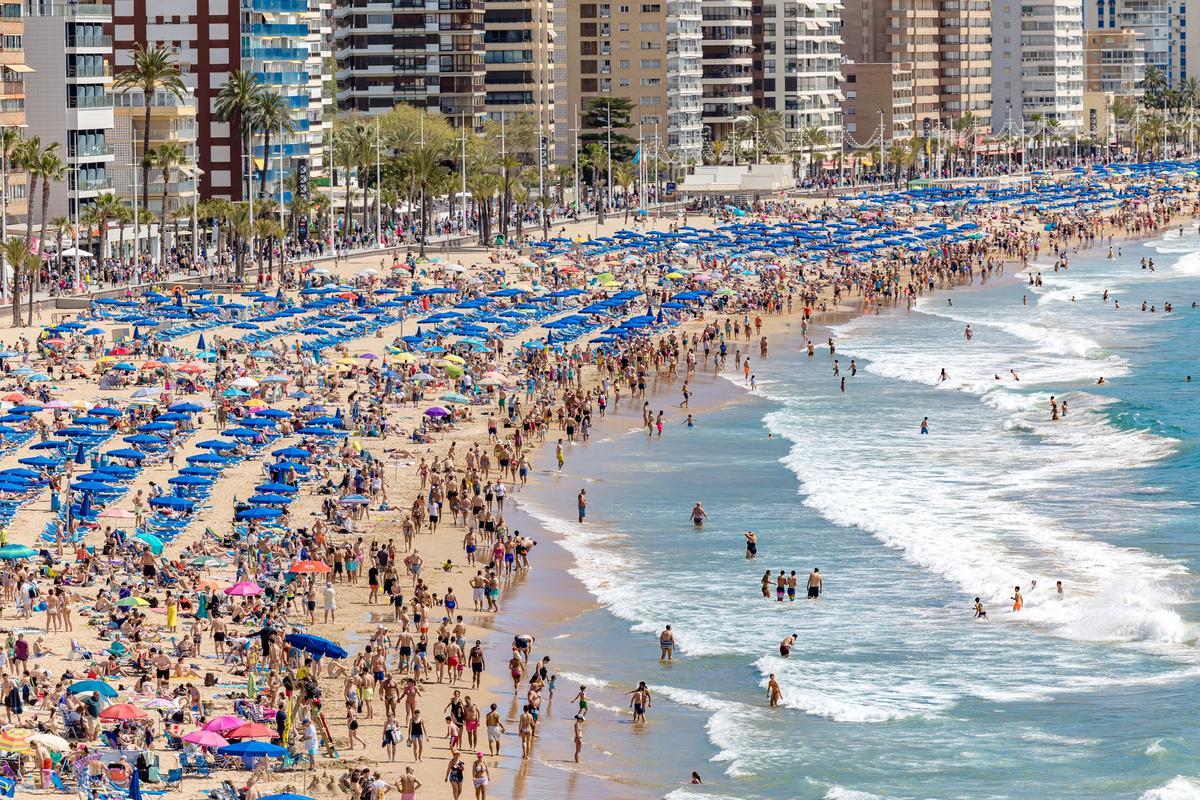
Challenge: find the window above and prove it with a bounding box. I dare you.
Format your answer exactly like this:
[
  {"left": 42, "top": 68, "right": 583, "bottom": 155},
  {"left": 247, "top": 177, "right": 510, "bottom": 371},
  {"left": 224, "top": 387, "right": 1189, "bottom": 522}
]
[
  {"left": 641, "top": 3, "right": 661, "bottom": 10},
  {"left": 619, "top": 59, "right": 630, "bottom": 68},
  {"left": 640, "top": 77, "right": 661, "bottom": 86},
  {"left": 640, "top": 22, "right": 660, "bottom": 31},
  {"left": 483, "top": 49, "right": 532, "bottom": 63},
  {"left": 640, "top": 41, "right": 661, "bottom": 49},
  {"left": 618, "top": 22, "right": 629, "bottom": 30},
  {"left": 640, "top": 58, "right": 661, "bottom": 68}
]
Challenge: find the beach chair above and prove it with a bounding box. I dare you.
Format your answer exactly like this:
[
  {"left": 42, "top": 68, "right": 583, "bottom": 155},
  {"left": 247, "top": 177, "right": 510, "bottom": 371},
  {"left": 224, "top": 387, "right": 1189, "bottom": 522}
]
[{"left": 163, "top": 769, "right": 182, "bottom": 791}]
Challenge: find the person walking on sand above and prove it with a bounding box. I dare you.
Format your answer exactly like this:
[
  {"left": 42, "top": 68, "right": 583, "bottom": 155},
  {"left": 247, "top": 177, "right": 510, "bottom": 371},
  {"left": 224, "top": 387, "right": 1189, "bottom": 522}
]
[
  {"left": 659, "top": 625, "right": 675, "bottom": 660},
  {"left": 472, "top": 752, "right": 490, "bottom": 799},
  {"left": 485, "top": 704, "right": 505, "bottom": 756},
  {"left": 323, "top": 581, "right": 337, "bottom": 622}
]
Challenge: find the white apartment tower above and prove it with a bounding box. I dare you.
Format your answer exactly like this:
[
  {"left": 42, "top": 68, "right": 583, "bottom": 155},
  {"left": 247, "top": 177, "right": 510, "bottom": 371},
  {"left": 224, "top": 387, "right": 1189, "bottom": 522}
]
[
  {"left": 992, "top": 0, "right": 1085, "bottom": 138},
  {"left": 758, "top": 0, "right": 843, "bottom": 146},
  {"left": 1085, "top": 0, "right": 1188, "bottom": 84},
  {"left": 667, "top": 0, "right": 704, "bottom": 166}
]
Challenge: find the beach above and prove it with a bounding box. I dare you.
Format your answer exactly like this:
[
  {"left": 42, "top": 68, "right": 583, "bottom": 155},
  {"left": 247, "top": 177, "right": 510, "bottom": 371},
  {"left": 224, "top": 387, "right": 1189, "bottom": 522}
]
[{"left": 0, "top": 167, "right": 1195, "bottom": 800}]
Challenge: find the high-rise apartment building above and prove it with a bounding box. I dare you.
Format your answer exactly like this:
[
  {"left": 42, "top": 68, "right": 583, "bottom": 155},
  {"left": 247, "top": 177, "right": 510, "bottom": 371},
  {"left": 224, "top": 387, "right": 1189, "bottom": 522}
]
[
  {"left": 1086, "top": 0, "right": 1187, "bottom": 84},
  {"left": 563, "top": 0, "right": 703, "bottom": 169},
  {"left": 0, "top": 0, "right": 29, "bottom": 228},
  {"left": 992, "top": 0, "right": 1085, "bottom": 137},
  {"left": 842, "top": 60, "right": 913, "bottom": 144},
  {"left": 24, "top": 0, "right": 114, "bottom": 219},
  {"left": 110, "top": 0, "right": 322, "bottom": 202},
  {"left": 483, "top": 0, "right": 554, "bottom": 128},
  {"left": 700, "top": 0, "right": 752, "bottom": 140},
  {"left": 333, "top": 0, "right": 485, "bottom": 125},
  {"left": 1084, "top": 27, "right": 1145, "bottom": 98},
  {"left": 756, "top": 0, "right": 843, "bottom": 151},
  {"left": 842, "top": 0, "right": 991, "bottom": 139}
]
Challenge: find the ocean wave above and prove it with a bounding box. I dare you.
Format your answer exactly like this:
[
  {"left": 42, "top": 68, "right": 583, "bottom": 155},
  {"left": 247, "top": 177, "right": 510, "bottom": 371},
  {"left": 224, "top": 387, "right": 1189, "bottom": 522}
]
[
  {"left": 751, "top": 655, "right": 954, "bottom": 723},
  {"left": 1139, "top": 777, "right": 1200, "bottom": 800},
  {"left": 650, "top": 685, "right": 761, "bottom": 778}
]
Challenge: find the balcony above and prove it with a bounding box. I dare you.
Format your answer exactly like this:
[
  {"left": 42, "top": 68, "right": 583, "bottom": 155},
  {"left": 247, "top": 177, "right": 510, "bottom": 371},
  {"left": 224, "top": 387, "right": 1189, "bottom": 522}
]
[
  {"left": 69, "top": 144, "right": 114, "bottom": 158},
  {"left": 67, "top": 64, "right": 112, "bottom": 79},
  {"left": 68, "top": 94, "right": 112, "bottom": 109},
  {"left": 72, "top": 176, "right": 113, "bottom": 192},
  {"left": 29, "top": 3, "right": 110, "bottom": 17},
  {"left": 66, "top": 35, "right": 112, "bottom": 49},
  {"left": 243, "top": 0, "right": 309, "bottom": 11}
]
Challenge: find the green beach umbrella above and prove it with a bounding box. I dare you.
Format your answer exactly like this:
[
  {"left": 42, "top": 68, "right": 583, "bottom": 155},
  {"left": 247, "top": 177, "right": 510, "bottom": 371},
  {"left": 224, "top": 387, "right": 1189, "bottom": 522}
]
[
  {"left": 116, "top": 596, "right": 149, "bottom": 608},
  {"left": 189, "top": 555, "right": 225, "bottom": 567},
  {"left": 0, "top": 544, "right": 37, "bottom": 560},
  {"left": 134, "top": 532, "right": 164, "bottom": 555}
]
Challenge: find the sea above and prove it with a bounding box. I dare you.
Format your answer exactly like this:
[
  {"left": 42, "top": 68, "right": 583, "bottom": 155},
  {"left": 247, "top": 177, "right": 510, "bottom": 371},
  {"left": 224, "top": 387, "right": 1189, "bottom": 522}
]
[{"left": 493, "top": 228, "right": 1200, "bottom": 800}]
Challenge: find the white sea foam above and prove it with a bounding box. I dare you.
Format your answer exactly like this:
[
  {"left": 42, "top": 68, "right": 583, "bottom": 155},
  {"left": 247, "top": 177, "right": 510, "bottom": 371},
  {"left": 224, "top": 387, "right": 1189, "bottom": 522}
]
[
  {"left": 557, "top": 671, "right": 612, "bottom": 688},
  {"left": 1139, "top": 777, "right": 1200, "bottom": 800},
  {"left": 823, "top": 786, "right": 887, "bottom": 800},
  {"left": 1147, "top": 739, "right": 1168, "bottom": 756},
  {"left": 650, "top": 685, "right": 761, "bottom": 778}
]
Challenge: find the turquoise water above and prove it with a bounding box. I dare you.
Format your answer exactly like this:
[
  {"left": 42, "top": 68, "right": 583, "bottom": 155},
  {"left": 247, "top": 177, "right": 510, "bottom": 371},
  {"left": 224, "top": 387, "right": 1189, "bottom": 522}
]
[{"left": 506, "top": 230, "right": 1200, "bottom": 799}]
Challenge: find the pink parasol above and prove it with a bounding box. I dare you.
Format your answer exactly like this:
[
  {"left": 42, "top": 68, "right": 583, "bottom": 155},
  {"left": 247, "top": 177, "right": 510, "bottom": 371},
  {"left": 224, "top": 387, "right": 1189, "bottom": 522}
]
[
  {"left": 182, "top": 730, "right": 229, "bottom": 748},
  {"left": 223, "top": 581, "right": 264, "bottom": 596},
  {"left": 201, "top": 716, "right": 243, "bottom": 733}
]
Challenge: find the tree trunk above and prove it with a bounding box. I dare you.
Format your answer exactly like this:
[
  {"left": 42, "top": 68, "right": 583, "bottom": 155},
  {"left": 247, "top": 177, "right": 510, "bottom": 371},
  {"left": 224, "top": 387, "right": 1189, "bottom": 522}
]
[
  {"left": 38, "top": 180, "right": 50, "bottom": 269},
  {"left": 24, "top": 174, "right": 38, "bottom": 250},
  {"left": 259, "top": 130, "right": 270, "bottom": 198},
  {"left": 418, "top": 191, "right": 428, "bottom": 258},
  {"left": 161, "top": 168, "right": 171, "bottom": 253},
  {"left": 140, "top": 98, "right": 153, "bottom": 256},
  {"left": 10, "top": 262, "right": 20, "bottom": 327}
]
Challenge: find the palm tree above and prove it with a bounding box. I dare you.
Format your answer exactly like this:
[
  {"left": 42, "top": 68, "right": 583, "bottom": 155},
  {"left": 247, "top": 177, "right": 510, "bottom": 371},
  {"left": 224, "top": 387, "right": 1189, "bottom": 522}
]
[
  {"left": 149, "top": 143, "right": 185, "bottom": 246},
  {"left": 497, "top": 154, "right": 522, "bottom": 240},
  {"left": 115, "top": 205, "right": 134, "bottom": 260},
  {"left": 215, "top": 71, "right": 264, "bottom": 202},
  {"left": 406, "top": 143, "right": 445, "bottom": 257},
  {"left": 582, "top": 143, "right": 608, "bottom": 223},
  {"left": 112, "top": 43, "right": 186, "bottom": 237},
  {"left": 252, "top": 90, "right": 296, "bottom": 199},
  {"left": 1, "top": 237, "right": 30, "bottom": 326},
  {"left": 735, "top": 107, "right": 786, "bottom": 162},
  {"left": 13, "top": 136, "right": 43, "bottom": 250},
  {"left": 89, "top": 193, "right": 121, "bottom": 261},
  {"left": 612, "top": 162, "right": 636, "bottom": 222},
  {"left": 226, "top": 201, "right": 252, "bottom": 279},
  {"left": 468, "top": 171, "right": 500, "bottom": 246},
  {"left": 953, "top": 112, "right": 979, "bottom": 174},
  {"left": 34, "top": 145, "right": 64, "bottom": 268},
  {"left": 50, "top": 214, "right": 68, "bottom": 280},
  {"left": 1142, "top": 66, "right": 1167, "bottom": 108},
  {"left": 799, "top": 127, "right": 831, "bottom": 179},
  {"left": 707, "top": 139, "right": 726, "bottom": 166},
  {"left": 254, "top": 217, "right": 283, "bottom": 276},
  {"left": 510, "top": 182, "right": 529, "bottom": 241}
]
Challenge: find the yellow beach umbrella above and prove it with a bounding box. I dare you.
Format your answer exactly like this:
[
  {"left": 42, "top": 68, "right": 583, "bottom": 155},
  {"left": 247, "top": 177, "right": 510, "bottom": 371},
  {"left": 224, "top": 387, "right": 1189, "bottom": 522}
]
[
  {"left": 443, "top": 354, "right": 465, "bottom": 364},
  {"left": 0, "top": 728, "right": 34, "bottom": 754},
  {"left": 392, "top": 353, "right": 418, "bottom": 363}
]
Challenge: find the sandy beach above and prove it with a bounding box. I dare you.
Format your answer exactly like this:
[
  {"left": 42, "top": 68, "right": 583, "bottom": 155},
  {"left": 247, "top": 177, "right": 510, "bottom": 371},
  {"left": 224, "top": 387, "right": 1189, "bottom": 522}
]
[{"left": 0, "top": 169, "right": 1193, "bottom": 800}]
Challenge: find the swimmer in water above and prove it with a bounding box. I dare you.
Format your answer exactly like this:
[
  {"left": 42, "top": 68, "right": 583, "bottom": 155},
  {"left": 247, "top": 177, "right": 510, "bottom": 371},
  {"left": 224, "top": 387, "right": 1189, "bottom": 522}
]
[
  {"left": 1097, "top": 377, "right": 1106, "bottom": 384},
  {"left": 779, "top": 634, "right": 797, "bottom": 658},
  {"left": 973, "top": 597, "right": 988, "bottom": 620},
  {"left": 767, "top": 674, "right": 782, "bottom": 707},
  {"left": 939, "top": 368, "right": 949, "bottom": 382},
  {"left": 920, "top": 417, "right": 930, "bottom": 435},
  {"left": 690, "top": 502, "right": 708, "bottom": 528},
  {"left": 1012, "top": 586, "right": 1023, "bottom": 611}
]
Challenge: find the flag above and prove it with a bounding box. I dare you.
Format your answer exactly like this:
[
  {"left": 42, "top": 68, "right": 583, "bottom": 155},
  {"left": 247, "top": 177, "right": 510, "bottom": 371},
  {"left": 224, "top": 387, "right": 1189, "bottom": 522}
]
[{"left": 632, "top": 146, "right": 641, "bottom": 165}]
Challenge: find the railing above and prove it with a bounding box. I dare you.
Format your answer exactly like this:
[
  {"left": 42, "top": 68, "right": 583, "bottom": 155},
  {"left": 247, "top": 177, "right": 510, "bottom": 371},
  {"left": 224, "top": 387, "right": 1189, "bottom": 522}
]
[
  {"left": 28, "top": 3, "right": 109, "bottom": 15},
  {"left": 72, "top": 177, "right": 113, "bottom": 191},
  {"left": 67, "top": 64, "right": 111, "bottom": 78},
  {"left": 67, "top": 94, "right": 112, "bottom": 109},
  {"left": 112, "top": 91, "right": 193, "bottom": 109},
  {"left": 66, "top": 35, "right": 113, "bottom": 48},
  {"left": 70, "top": 144, "right": 114, "bottom": 158}
]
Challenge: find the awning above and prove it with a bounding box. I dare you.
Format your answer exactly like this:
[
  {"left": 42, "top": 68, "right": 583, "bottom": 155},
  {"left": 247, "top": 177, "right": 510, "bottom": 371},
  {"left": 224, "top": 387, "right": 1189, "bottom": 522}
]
[{"left": 5, "top": 65, "right": 34, "bottom": 74}]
